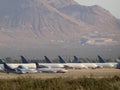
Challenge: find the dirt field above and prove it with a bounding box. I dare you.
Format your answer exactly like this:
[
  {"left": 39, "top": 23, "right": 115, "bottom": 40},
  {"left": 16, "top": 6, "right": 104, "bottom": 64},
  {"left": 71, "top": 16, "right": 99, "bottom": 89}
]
[{"left": 0, "top": 68, "right": 120, "bottom": 79}]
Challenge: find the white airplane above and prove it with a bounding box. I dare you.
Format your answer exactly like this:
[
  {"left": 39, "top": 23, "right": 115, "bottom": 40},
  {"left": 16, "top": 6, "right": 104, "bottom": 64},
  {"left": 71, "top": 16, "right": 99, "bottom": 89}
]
[
  {"left": 70, "top": 56, "right": 98, "bottom": 69},
  {"left": 79, "top": 56, "right": 117, "bottom": 68},
  {"left": 0, "top": 56, "right": 36, "bottom": 69},
  {"left": 58, "top": 56, "right": 117, "bottom": 69},
  {"left": 20, "top": 56, "right": 100, "bottom": 69},
  {"left": 39, "top": 56, "right": 65, "bottom": 68},
  {"left": 7, "top": 63, "right": 36, "bottom": 69},
  {"left": 35, "top": 62, "right": 68, "bottom": 73},
  {"left": 0, "top": 59, "right": 37, "bottom": 74},
  {"left": 21, "top": 56, "right": 65, "bottom": 68},
  {"left": 58, "top": 56, "right": 88, "bottom": 69},
  {"left": 95, "top": 55, "right": 117, "bottom": 68}
]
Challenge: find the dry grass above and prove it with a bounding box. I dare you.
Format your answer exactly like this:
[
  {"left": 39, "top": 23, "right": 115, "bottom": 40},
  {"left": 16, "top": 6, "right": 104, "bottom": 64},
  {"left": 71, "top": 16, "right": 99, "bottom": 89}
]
[
  {"left": 0, "top": 75, "right": 120, "bottom": 90},
  {"left": 0, "top": 69, "right": 120, "bottom": 90}
]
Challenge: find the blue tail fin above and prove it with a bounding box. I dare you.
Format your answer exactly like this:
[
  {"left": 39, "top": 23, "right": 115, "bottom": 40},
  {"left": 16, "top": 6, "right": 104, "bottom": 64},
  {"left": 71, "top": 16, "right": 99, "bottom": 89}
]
[
  {"left": 44, "top": 56, "right": 52, "bottom": 63},
  {"left": 35, "top": 62, "right": 40, "bottom": 69},
  {"left": 0, "top": 59, "right": 5, "bottom": 64},
  {"left": 4, "top": 63, "right": 15, "bottom": 72},
  {"left": 58, "top": 56, "right": 66, "bottom": 63},
  {"left": 0, "top": 58, "right": 4, "bottom": 64},
  {"left": 35, "top": 62, "right": 48, "bottom": 68},
  {"left": 21, "top": 56, "right": 28, "bottom": 63},
  {"left": 0, "top": 59, "right": 15, "bottom": 72},
  {"left": 116, "top": 60, "right": 120, "bottom": 69},
  {"left": 98, "top": 55, "right": 105, "bottom": 63},
  {"left": 72, "top": 56, "right": 80, "bottom": 63}
]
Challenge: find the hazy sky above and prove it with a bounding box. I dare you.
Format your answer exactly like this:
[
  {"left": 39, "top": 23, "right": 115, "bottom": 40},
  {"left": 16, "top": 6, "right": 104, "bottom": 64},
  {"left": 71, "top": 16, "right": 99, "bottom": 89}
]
[{"left": 75, "top": 0, "right": 120, "bottom": 19}]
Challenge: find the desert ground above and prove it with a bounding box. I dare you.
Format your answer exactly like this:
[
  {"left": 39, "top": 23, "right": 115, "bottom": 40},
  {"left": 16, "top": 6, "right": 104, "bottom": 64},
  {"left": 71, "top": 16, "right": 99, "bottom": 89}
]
[{"left": 0, "top": 68, "right": 120, "bottom": 79}]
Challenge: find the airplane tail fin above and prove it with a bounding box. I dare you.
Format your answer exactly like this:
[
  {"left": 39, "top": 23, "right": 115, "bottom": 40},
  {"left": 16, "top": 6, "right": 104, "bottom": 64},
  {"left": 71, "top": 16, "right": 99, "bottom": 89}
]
[
  {"left": 72, "top": 56, "right": 80, "bottom": 63},
  {"left": 0, "top": 59, "right": 15, "bottom": 72},
  {"left": 98, "top": 55, "right": 105, "bottom": 63},
  {"left": 116, "top": 59, "right": 120, "bottom": 69},
  {"left": 0, "top": 58, "right": 5, "bottom": 64},
  {"left": 44, "top": 56, "right": 52, "bottom": 63},
  {"left": 58, "top": 56, "right": 66, "bottom": 63},
  {"left": 21, "top": 56, "right": 28, "bottom": 63},
  {"left": 35, "top": 62, "right": 48, "bottom": 69},
  {"left": 35, "top": 62, "right": 40, "bottom": 69}
]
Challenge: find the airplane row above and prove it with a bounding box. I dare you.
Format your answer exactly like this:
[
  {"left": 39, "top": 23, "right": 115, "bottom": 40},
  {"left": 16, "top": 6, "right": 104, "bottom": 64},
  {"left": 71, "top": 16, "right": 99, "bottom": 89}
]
[
  {"left": 0, "top": 55, "right": 120, "bottom": 74},
  {"left": 1, "top": 55, "right": 120, "bottom": 69},
  {"left": 0, "top": 59, "right": 68, "bottom": 74},
  {"left": 21, "top": 55, "right": 120, "bottom": 69}
]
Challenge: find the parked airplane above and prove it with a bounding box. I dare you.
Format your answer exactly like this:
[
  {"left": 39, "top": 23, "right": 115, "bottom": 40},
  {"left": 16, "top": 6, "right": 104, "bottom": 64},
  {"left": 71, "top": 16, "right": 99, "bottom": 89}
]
[
  {"left": 73, "top": 55, "right": 117, "bottom": 68},
  {"left": 72, "top": 56, "right": 98, "bottom": 69},
  {"left": 35, "top": 62, "right": 68, "bottom": 73},
  {"left": 96, "top": 55, "right": 117, "bottom": 68},
  {"left": 58, "top": 56, "right": 110, "bottom": 69},
  {"left": 21, "top": 56, "right": 64, "bottom": 68},
  {"left": 38, "top": 56, "right": 64, "bottom": 68},
  {"left": 71, "top": 56, "right": 117, "bottom": 69},
  {"left": 19, "top": 56, "right": 36, "bottom": 68},
  {"left": 58, "top": 56, "right": 88, "bottom": 69},
  {"left": 79, "top": 55, "right": 117, "bottom": 68},
  {"left": 0, "top": 59, "right": 37, "bottom": 74},
  {"left": 0, "top": 56, "right": 36, "bottom": 69}
]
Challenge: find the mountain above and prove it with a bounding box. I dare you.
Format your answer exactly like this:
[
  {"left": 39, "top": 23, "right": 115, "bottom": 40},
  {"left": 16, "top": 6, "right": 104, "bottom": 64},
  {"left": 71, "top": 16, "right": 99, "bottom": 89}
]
[{"left": 0, "top": 0, "right": 120, "bottom": 57}]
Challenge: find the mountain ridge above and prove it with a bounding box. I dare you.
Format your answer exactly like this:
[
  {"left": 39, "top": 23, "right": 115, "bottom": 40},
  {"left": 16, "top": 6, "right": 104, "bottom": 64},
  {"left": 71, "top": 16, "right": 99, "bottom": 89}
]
[{"left": 0, "top": 0, "right": 120, "bottom": 57}]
